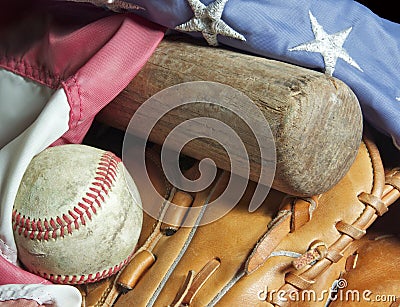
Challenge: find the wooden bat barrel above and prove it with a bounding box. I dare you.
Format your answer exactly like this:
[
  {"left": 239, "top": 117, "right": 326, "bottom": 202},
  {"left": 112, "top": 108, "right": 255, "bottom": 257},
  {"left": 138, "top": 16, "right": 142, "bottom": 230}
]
[{"left": 96, "top": 35, "right": 363, "bottom": 197}]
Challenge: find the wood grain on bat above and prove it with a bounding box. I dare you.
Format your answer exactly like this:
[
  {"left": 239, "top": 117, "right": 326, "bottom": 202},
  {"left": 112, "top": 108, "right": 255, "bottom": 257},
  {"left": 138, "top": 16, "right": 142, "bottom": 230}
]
[{"left": 96, "top": 34, "right": 363, "bottom": 196}]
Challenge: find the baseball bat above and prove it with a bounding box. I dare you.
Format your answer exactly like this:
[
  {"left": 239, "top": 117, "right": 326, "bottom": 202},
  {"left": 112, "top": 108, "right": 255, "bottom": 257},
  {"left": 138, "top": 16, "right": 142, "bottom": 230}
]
[{"left": 96, "top": 34, "right": 363, "bottom": 197}]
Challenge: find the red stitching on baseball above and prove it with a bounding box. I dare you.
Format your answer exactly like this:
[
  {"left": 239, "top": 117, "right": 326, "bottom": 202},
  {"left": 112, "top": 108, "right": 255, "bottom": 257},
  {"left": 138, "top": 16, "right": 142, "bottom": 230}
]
[
  {"left": 50, "top": 219, "right": 57, "bottom": 229},
  {"left": 44, "top": 219, "right": 50, "bottom": 230},
  {"left": 78, "top": 202, "right": 89, "bottom": 210},
  {"left": 28, "top": 251, "right": 135, "bottom": 284},
  {"left": 12, "top": 151, "right": 120, "bottom": 241}
]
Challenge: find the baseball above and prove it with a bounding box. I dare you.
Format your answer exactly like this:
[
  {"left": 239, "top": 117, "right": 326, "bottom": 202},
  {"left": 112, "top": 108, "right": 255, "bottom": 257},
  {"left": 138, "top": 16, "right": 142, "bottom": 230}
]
[{"left": 12, "top": 144, "right": 143, "bottom": 284}]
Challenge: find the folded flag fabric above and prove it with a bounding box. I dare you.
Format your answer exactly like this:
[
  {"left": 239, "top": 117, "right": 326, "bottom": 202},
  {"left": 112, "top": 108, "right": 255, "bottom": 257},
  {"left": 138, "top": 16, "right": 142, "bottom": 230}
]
[{"left": 80, "top": 0, "right": 400, "bottom": 149}]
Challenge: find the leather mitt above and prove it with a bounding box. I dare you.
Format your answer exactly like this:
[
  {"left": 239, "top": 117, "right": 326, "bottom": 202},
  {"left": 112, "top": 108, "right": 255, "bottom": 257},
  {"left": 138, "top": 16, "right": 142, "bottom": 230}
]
[
  {"left": 327, "top": 231, "right": 399, "bottom": 307},
  {"left": 75, "top": 133, "right": 400, "bottom": 307}
]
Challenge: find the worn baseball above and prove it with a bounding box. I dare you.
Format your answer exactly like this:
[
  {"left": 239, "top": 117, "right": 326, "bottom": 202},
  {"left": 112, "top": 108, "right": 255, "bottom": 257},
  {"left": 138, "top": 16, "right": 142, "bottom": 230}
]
[{"left": 12, "top": 144, "right": 143, "bottom": 284}]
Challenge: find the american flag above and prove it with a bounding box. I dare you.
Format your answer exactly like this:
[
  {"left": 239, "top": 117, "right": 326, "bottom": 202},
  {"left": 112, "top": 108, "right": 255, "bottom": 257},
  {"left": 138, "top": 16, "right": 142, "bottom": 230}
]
[{"left": 96, "top": 0, "right": 400, "bottom": 150}]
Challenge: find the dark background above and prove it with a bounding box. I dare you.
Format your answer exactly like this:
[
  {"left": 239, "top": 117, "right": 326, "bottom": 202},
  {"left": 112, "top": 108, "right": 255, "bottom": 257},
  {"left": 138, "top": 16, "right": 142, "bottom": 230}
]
[{"left": 356, "top": 1, "right": 399, "bottom": 23}]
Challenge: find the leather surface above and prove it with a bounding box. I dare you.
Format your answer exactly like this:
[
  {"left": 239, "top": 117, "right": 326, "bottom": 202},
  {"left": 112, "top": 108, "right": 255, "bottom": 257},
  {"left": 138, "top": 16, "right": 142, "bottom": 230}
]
[
  {"left": 328, "top": 233, "right": 400, "bottom": 307},
  {"left": 75, "top": 134, "right": 400, "bottom": 307},
  {"left": 210, "top": 139, "right": 375, "bottom": 307},
  {"left": 115, "top": 157, "right": 287, "bottom": 306}
]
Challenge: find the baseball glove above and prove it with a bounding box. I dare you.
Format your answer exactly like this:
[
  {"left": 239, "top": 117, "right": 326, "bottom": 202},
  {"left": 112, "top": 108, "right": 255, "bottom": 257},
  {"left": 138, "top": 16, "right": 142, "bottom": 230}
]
[
  {"left": 327, "top": 231, "right": 400, "bottom": 307},
  {"left": 75, "top": 131, "right": 400, "bottom": 307}
]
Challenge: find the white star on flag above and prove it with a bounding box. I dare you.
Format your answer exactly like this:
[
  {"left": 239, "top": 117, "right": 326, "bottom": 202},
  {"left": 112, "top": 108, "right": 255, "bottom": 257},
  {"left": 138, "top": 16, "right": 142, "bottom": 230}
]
[
  {"left": 175, "top": 0, "right": 246, "bottom": 46},
  {"left": 289, "top": 11, "right": 363, "bottom": 76}
]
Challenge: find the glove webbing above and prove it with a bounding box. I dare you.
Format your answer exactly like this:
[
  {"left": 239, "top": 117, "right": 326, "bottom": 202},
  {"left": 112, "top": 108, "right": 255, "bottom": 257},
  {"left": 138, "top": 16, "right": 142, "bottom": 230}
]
[
  {"left": 269, "top": 136, "right": 400, "bottom": 307},
  {"left": 206, "top": 135, "right": 400, "bottom": 307}
]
